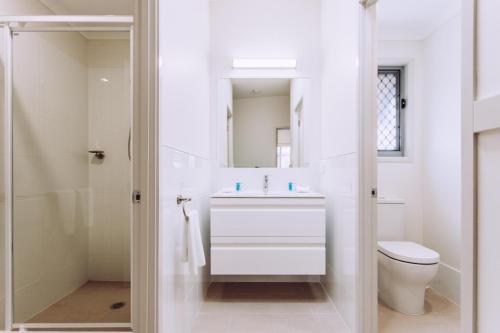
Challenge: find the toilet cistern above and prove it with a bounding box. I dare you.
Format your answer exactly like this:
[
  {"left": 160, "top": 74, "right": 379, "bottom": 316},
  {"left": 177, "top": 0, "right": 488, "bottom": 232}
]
[{"left": 264, "top": 175, "right": 269, "bottom": 194}]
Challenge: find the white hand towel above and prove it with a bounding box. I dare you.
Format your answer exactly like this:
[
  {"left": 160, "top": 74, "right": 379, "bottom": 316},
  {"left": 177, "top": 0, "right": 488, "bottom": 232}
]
[{"left": 186, "top": 210, "right": 206, "bottom": 275}]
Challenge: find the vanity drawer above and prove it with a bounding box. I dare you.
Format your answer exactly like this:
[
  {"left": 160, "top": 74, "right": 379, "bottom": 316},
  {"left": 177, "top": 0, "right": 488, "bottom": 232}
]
[
  {"left": 211, "top": 246, "right": 325, "bottom": 275},
  {"left": 211, "top": 208, "right": 325, "bottom": 237}
]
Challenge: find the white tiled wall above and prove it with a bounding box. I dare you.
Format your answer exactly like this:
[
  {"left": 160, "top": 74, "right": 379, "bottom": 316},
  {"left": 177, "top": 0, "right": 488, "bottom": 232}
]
[
  {"left": 378, "top": 40, "right": 424, "bottom": 244},
  {"left": 319, "top": 0, "right": 360, "bottom": 330},
  {"left": 87, "top": 40, "right": 131, "bottom": 282},
  {"left": 319, "top": 155, "right": 357, "bottom": 329},
  {"left": 158, "top": 0, "right": 212, "bottom": 331},
  {"left": 159, "top": 147, "right": 211, "bottom": 333},
  {"left": 11, "top": 31, "right": 90, "bottom": 322},
  {"left": 13, "top": 191, "right": 90, "bottom": 322}
]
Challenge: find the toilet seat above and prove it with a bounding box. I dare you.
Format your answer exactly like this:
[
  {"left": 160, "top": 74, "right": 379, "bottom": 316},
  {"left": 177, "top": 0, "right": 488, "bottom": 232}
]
[{"left": 378, "top": 241, "right": 439, "bottom": 265}]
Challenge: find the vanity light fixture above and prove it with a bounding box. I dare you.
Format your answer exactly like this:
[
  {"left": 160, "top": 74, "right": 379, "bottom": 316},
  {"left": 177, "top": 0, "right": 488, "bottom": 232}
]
[{"left": 232, "top": 58, "right": 297, "bottom": 69}]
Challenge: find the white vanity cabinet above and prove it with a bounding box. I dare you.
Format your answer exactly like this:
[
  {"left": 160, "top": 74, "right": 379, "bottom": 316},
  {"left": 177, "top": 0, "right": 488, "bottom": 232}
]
[{"left": 210, "top": 193, "right": 326, "bottom": 275}]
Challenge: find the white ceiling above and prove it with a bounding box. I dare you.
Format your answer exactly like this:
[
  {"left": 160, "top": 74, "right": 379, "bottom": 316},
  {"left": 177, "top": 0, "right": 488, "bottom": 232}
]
[
  {"left": 40, "top": 0, "right": 134, "bottom": 15},
  {"left": 232, "top": 78, "right": 290, "bottom": 99},
  {"left": 378, "top": 0, "right": 460, "bottom": 40},
  {"left": 39, "top": 0, "right": 133, "bottom": 40},
  {"left": 39, "top": 0, "right": 459, "bottom": 42}
]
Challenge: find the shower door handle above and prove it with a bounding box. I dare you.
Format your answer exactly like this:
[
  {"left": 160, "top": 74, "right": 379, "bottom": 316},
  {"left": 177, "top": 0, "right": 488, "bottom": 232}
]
[{"left": 128, "top": 128, "right": 132, "bottom": 161}]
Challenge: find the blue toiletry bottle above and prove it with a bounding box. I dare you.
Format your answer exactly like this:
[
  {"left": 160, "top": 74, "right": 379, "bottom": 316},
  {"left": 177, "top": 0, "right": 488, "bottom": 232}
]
[
  {"left": 236, "top": 182, "right": 241, "bottom": 192},
  {"left": 288, "top": 182, "right": 293, "bottom": 191}
]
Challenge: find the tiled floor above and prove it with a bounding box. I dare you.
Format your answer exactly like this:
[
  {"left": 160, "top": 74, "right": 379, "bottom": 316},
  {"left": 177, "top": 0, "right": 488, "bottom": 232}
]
[
  {"left": 192, "top": 282, "right": 350, "bottom": 333},
  {"left": 27, "top": 281, "right": 131, "bottom": 324},
  {"left": 379, "top": 289, "right": 460, "bottom": 333}
]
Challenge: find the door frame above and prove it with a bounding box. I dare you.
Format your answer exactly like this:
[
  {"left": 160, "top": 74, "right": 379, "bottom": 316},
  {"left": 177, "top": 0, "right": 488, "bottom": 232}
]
[
  {"left": 461, "top": 1, "right": 476, "bottom": 332},
  {"left": 357, "top": 1, "right": 378, "bottom": 332},
  {"left": 358, "top": 0, "right": 477, "bottom": 332},
  {"left": 1, "top": 14, "right": 159, "bottom": 333},
  {"left": 134, "top": 1, "right": 159, "bottom": 332}
]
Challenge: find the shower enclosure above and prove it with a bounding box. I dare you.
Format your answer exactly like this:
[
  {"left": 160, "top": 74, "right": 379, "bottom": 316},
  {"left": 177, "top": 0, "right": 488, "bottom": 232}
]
[{"left": 2, "top": 16, "right": 134, "bottom": 331}]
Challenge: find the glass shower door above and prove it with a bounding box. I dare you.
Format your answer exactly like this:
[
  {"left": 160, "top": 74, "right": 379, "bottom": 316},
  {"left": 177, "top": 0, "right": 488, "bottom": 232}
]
[{"left": 11, "top": 29, "right": 132, "bottom": 328}]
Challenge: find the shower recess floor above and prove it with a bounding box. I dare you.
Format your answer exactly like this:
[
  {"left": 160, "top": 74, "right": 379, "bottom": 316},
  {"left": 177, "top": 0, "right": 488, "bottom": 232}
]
[{"left": 27, "top": 281, "right": 131, "bottom": 324}]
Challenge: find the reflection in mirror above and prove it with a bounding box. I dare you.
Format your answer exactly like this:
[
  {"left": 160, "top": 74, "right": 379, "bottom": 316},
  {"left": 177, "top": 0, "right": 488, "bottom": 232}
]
[
  {"left": 276, "top": 128, "right": 291, "bottom": 168},
  {"left": 218, "top": 78, "right": 306, "bottom": 168}
]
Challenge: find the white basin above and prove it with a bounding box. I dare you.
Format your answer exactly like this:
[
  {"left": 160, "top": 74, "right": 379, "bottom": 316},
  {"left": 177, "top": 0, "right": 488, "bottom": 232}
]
[{"left": 211, "top": 190, "right": 325, "bottom": 198}]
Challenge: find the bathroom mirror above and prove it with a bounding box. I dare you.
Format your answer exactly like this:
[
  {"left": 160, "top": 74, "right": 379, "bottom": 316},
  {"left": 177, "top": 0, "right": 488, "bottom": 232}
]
[{"left": 217, "top": 78, "right": 307, "bottom": 168}]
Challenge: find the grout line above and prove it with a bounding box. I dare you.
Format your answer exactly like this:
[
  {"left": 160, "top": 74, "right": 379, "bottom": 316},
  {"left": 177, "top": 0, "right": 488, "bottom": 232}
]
[
  {"left": 318, "top": 281, "right": 351, "bottom": 332},
  {"left": 161, "top": 144, "right": 212, "bottom": 161}
]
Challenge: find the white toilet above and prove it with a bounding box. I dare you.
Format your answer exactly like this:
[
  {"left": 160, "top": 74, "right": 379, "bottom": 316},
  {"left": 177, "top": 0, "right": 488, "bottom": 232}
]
[{"left": 377, "top": 199, "right": 440, "bottom": 315}]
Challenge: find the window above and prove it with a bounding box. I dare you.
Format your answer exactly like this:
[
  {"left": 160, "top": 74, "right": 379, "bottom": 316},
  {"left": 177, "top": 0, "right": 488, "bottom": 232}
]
[
  {"left": 276, "top": 128, "right": 291, "bottom": 168},
  {"left": 377, "top": 67, "right": 405, "bottom": 157}
]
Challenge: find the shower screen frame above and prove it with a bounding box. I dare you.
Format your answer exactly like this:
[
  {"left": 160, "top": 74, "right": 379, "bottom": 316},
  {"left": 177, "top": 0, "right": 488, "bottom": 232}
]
[{"left": 1, "top": 16, "right": 136, "bottom": 332}]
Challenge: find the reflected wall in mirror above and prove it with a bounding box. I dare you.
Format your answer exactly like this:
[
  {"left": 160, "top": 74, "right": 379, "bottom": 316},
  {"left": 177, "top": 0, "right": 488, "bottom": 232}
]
[{"left": 218, "top": 78, "right": 308, "bottom": 168}]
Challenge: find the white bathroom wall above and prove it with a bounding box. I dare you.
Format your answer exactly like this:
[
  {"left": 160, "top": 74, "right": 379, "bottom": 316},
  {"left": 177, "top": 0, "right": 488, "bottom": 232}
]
[
  {"left": 209, "top": 0, "right": 323, "bottom": 283},
  {"left": 210, "top": 0, "right": 322, "bottom": 188},
  {"left": 233, "top": 95, "right": 290, "bottom": 168},
  {"left": 87, "top": 40, "right": 131, "bottom": 282},
  {"left": 377, "top": 41, "right": 424, "bottom": 243},
  {"left": 210, "top": 0, "right": 321, "bottom": 80},
  {"left": 11, "top": 31, "right": 90, "bottom": 322},
  {"left": 158, "top": 0, "right": 211, "bottom": 332},
  {"left": 421, "top": 14, "right": 461, "bottom": 303},
  {"left": 160, "top": 0, "right": 211, "bottom": 160},
  {"left": 319, "top": 0, "right": 360, "bottom": 330},
  {"left": 476, "top": 0, "right": 500, "bottom": 331}
]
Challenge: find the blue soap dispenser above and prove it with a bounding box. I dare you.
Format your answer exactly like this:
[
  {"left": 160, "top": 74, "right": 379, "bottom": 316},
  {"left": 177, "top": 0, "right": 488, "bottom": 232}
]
[
  {"left": 288, "top": 182, "right": 294, "bottom": 192},
  {"left": 236, "top": 182, "right": 241, "bottom": 192}
]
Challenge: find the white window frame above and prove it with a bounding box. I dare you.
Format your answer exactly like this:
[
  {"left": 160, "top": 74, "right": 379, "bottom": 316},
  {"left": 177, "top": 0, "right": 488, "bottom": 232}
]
[{"left": 377, "top": 66, "right": 406, "bottom": 157}]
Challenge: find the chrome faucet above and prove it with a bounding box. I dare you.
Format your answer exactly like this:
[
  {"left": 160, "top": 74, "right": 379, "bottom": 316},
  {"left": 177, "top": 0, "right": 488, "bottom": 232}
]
[{"left": 264, "top": 175, "right": 269, "bottom": 194}]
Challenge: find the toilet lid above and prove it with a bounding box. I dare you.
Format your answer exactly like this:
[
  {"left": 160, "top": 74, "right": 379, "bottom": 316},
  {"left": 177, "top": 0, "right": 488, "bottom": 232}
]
[{"left": 378, "top": 241, "right": 440, "bottom": 265}]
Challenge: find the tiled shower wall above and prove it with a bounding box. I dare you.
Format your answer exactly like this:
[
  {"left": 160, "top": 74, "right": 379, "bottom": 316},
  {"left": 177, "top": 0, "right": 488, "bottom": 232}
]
[
  {"left": 87, "top": 40, "right": 131, "bottom": 282},
  {"left": 11, "top": 31, "right": 90, "bottom": 322},
  {"left": 2, "top": 34, "right": 131, "bottom": 323}
]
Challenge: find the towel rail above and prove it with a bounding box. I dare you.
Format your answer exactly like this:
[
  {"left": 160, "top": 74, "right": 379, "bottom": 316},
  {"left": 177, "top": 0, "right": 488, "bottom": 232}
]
[{"left": 177, "top": 195, "right": 192, "bottom": 221}]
